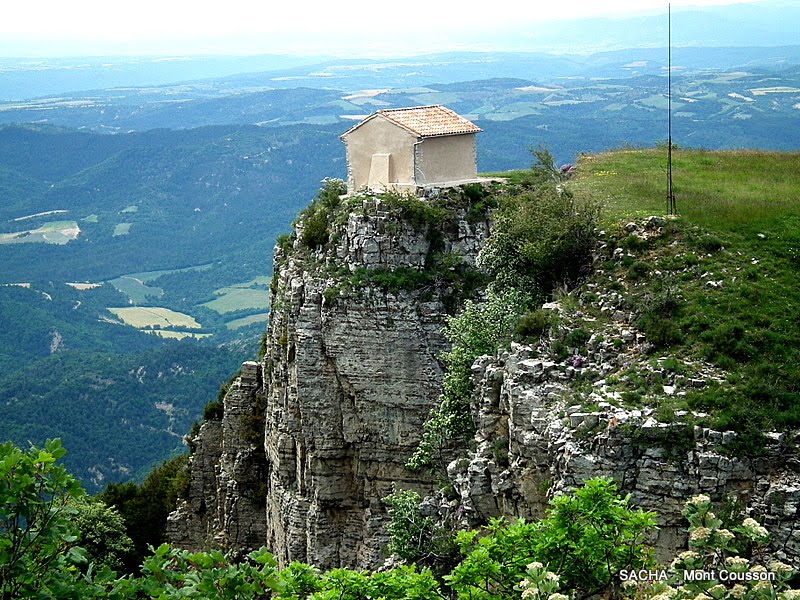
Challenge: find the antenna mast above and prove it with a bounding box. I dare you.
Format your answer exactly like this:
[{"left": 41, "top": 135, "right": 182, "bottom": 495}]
[{"left": 667, "top": 2, "right": 676, "bottom": 215}]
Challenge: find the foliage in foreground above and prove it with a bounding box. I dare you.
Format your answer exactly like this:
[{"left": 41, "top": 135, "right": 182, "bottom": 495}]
[
  {"left": 98, "top": 453, "right": 190, "bottom": 573},
  {"left": 632, "top": 494, "right": 797, "bottom": 600},
  {"left": 445, "top": 477, "right": 656, "bottom": 600},
  {"left": 2, "top": 440, "right": 798, "bottom": 599},
  {"left": 0, "top": 439, "right": 88, "bottom": 599}
]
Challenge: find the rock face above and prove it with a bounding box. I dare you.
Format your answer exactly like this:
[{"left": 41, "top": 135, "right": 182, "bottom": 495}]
[
  {"left": 448, "top": 343, "right": 800, "bottom": 565},
  {"left": 170, "top": 204, "right": 800, "bottom": 569},
  {"left": 168, "top": 192, "right": 490, "bottom": 568},
  {"left": 167, "top": 361, "right": 267, "bottom": 552}
]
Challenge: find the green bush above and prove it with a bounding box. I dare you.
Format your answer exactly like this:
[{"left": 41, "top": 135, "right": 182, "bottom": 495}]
[
  {"left": 563, "top": 327, "right": 591, "bottom": 350},
  {"left": 634, "top": 276, "right": 683, "bottom": 347},
  {"left": 381, "top": 189, "right": 450, "bottom": 230},
  {"left": 383, "top": 487, "right": 458, "bottom": 574},
  {"left": 300, "top": 207, "right": 330, "bottom": 249},
  {"left": 627, "top": 259, "right": 651, "bottom": 280},
  {"left": 514, "top": 309, "right": 552, "bottom": 341},
  {"left": 276, "top": 232, "right": 295, "bottom": 253},
  {"left": 349, "top": 266, "right": 434, "bottom": 294},
  {"left": 477, "top": 184, "right": 598, "bottom": 295},
  {"left": 297, "top": 178, "right": 347, "bottom": 250},
  {"left": 203, "top": 399, "right": 224, "bottom": 421},
  {"left": 699, "top": 235, "right": 723, "bottom": 252},
  {"left": 317, "top": 177, "right": 347, "bottom": 209},
  {"left": 447, "top": 477, "right": 656, "bottom": 600},
  {"left": 71, "top": 496, "right": 135, "bottom": 572}
]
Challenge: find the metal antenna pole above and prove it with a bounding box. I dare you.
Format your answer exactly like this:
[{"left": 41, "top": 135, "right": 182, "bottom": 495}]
[{"left": 667, "top": 2, "right": 676, "bottom": 215}]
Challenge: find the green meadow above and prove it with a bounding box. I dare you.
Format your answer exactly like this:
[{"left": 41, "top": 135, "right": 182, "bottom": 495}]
[
  {"left": 569, "top": 149, "right": 800, "bottom": 444},
  {"left": 202, "top": 276, "right": 270, "bottom": 314}
]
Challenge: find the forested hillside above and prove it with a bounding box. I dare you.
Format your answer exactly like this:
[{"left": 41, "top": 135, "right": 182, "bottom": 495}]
[{"left": 0, "top": 123, "right": 343, "bottom": 490}]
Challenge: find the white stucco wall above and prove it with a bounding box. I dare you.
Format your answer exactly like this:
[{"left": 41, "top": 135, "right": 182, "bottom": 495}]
[
  {"left": 342, "top": 117, "right": 417, "bottom": 192},
  {"left": 414, "top": 134, "right": 478, "bottom": 185}
]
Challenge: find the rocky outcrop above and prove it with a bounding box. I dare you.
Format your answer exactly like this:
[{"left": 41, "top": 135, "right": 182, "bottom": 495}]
[
  {"left": 170, "top": 204, "right": 800, "bottom": 569},
  {"left": 441, "top": 219, "right": 800, "bottom": 563},
  {"left": 167, "top": 361, "right": 267, "bottom": 552},
  {"left": 168, "top": 191, "right": 490, "bottom": 568},
  {"left": 447, "top": 339, "right": 800, "bottom": 564}
]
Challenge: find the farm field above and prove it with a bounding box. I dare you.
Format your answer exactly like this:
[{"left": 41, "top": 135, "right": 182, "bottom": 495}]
[
  {"left": 202, "top": 276, "right": 270, "bottom": 314},
  {"left": 146, "top": 330, "right": 212, "bottom": 340},
  {"left": 0, "top": 220, "right": 80, "bottom": 245},
  {"left": 225, "top": 312, "right": 269, "bottom": 330},
  {"left": 108, "top": 306, "right": 202, "bottom": 330}
]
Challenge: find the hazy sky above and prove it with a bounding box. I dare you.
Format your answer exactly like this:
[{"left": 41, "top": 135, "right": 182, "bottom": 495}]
[{"left": 2, "top": 0, "right": 763, "bottom": 56}]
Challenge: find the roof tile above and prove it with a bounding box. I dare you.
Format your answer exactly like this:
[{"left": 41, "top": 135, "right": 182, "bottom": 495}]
[{"left": 373, "top": 105, "right": 482, "bottom": 137}]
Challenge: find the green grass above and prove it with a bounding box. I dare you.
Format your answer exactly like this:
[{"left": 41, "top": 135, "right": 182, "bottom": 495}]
[
  {"left": 568, "top": 149, "right": 800, "bottom": 446},
  {"left": 225, "top": 312, "right": 269, "bottom": 330},
  {"left": 571, "top": 149, "right": 800, "bottom": 228},
  {"left": 201, "top": 277, "right": 270, "bottom": 314}
]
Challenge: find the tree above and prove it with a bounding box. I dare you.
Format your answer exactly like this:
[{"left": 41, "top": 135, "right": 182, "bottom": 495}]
[
  {"left": 530, "top": 146, "right": 565, "bottom": 184},
  {"left": 383, "top": 487, "right": 458, "bottom": 574},
  {"left": 99, "top": 453, "right": 189, "bottom": 573},
  {"left": 446, "top": 478, "right": 656, "bottom": 600},
  {"left": 0, "top": 439, "right": 86, "bottom": 599},
  {"left": 71, "top": 497, "right": 134, "bottom": 572}
]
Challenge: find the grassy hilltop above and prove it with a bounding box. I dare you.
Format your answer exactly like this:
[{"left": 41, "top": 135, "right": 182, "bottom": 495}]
[{"left": 566, "top": 149, "right": 800, "bottom": 444}]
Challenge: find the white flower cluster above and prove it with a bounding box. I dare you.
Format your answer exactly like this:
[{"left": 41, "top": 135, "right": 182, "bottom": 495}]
[
  {"left": 671, "top": 551, "right": 701, "bottom": 569},
  {"left": 769, "top": 561, "right": 794, "bottom": 573},
  {"left": 741, "top": 517, "right": 769, "bottom": 539},
  {"left": 520, "top": 562, "right": 561, "bottom": 600},
  {"left": 689, "top": 527, "right": 711, "bottom": 542},
  {"left": 688, "top": 494, "right": 711, "bottom": 505},
  {"left": 725, "top": 556, "right": 749, "bottom": 569},
  {"left": 649, "top": 587, "right": 678, "bottom": 600},
  {"left": 716, "top": 528, "right": 735, "bottom": 541},
  {"left": 729, "top": 584, "right": 747, "bottom": 598}
]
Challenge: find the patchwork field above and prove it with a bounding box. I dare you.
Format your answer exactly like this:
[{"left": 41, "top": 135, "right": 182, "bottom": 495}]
[
  {"left": 108, "top": 306, "right": 202, "bottom": 330},
  {"left": 202, "top": 276, "right": 270, "bottom": 314},
  {"left": 0, "top": 220, "right": 80, "bottom": 245},
  {"left": 145, "top": 330, "right": 212, "bottom": 340},
  {"left": 66, "top": 282, "right": 102, "bottom": 290},
  {"left": 225, "top": 312, "right": 269, "bottom": 330}
]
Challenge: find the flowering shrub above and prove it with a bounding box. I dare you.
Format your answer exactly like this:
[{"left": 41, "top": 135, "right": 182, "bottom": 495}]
[{"left": 633, "top": 495, "right": 797, "bottom": 600}]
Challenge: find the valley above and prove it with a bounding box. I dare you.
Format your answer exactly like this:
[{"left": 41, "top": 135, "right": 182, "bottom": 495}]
[{"left": 0, "top": 39, "right": 799, "bottom": 493}]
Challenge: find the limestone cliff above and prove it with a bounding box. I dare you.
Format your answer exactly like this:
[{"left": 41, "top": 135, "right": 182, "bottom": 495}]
[
  {"left": 447, "top": 344, "right": 800, "bottom": 564},
  {"left": 439, "top": 219, "right": 800, "bottom": 565},
  {"left": 167, "top": 188, "right": 491, "bottom": 568},
  {"left": 169, "top": 195, "right": 800, "bottom": 569}
]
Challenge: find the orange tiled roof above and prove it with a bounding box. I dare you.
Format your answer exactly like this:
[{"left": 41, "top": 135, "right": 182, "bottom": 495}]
[{"left": 344, "top": 105, "right": 481, "bottom": 138}]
